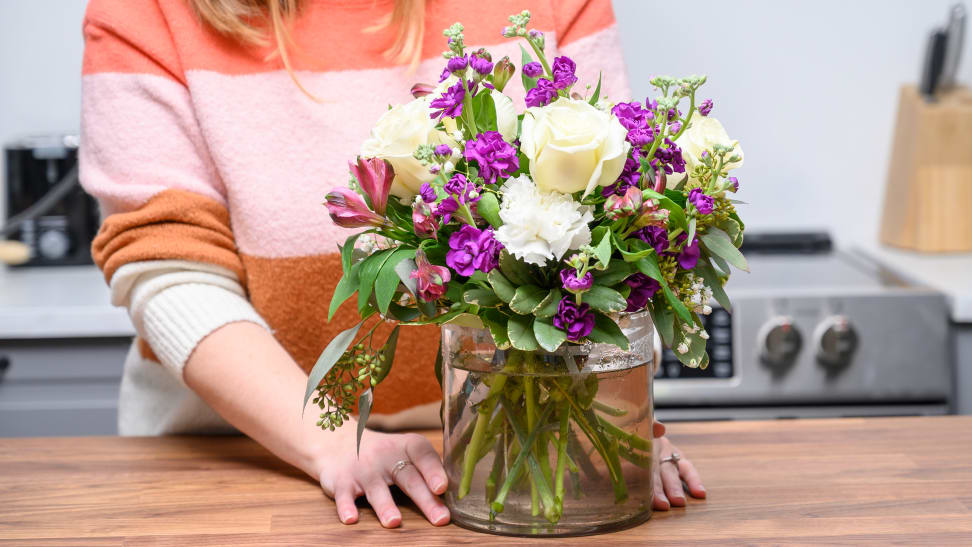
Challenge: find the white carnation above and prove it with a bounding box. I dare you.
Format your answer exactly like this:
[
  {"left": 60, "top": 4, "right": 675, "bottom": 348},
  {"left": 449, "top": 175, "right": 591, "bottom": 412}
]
[{"left": 494, "top": 175, "right": 593, "bottom": 266}]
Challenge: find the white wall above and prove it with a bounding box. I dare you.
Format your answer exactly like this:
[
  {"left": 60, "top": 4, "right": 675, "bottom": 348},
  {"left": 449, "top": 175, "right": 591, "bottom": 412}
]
[
  {"left": 615, "top": 0, "right": 972, "bottom": 245},
  {"left": 1, "top": 0, "right": 970, "bottom": 246}
]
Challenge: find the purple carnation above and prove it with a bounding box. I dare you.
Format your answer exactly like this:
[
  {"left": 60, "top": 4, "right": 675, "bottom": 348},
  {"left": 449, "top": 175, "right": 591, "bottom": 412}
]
[
  {"left": 464, "top": 131, "right": 519, "bottom": 184},
  {"left": 698, "top": 99, "right": 713, "bottom": 117},
  {"left": 551, "top": 56, "right": 577, "bottom": 89},
  {"left": 553, "top": 297, "right": 596, "bottom": 341},
  {"left": 470, "top": 55, "right": 493, "bottom": 75},
  {"left": 688, "top": 187, "right": 714, "bottom": 215},
  {"left": 523, "top": 62, "right": 543, "bottom": 78},
  {"left": 560, "top": 267, "right": 593, "bottom": 293},
  {"left": 435, "top": 197, "right": 459, "bottom": 223},
  {"left": 434, "top": 144, "right": 453, "bottom": 157},
  {"left": 624, "top": 273, "right": 660, "bottom": 312},
  {"left": 634, "top": 225, "right": 670, "bottom": 254},
  {"left": 525, "top": 78, "right": 558, "bottom": 107},
  {"left": 430, "top": 80, "right": 465, "bottom": 120},
  {"left": 446, "top": 225, "right": 502, "bottom": 277},
  {"left": 419, "top": 183, "right": 437, "bottom": 203},
  {"left": 447, "top": 55, "right": 468, "bottom": 73}
]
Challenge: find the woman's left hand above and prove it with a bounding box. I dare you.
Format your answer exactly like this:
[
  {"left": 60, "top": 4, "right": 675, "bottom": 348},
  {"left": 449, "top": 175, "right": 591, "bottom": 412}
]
[{"left": 651, "top": 422, "right": 706, "bottom": 510}]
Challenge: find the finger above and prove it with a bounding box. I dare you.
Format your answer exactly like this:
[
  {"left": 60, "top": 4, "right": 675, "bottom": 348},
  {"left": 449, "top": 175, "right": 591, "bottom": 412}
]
[
  {"left": 394, "top": 465, "right": 450, "bottom": 526},
  {"left": 660, "top": 459, "right": 686, "bottom": 507},
  {"left": 333, "top": 480, "right": 359, "bottom": 525},
  {"left": 652, "top": 464, "right": 670, "bottom": 510},
  {"left": 653, "top": 420, "right": 666, "bottom": 438},
  {"left": 363, "top": 477, "right": 401, "bottom": 528},
  {"left": 405, "top": 434, "right": 448, "bottom": 495},
  {"left": 678, "top": 458, "right": 707, "bottom": 499}
]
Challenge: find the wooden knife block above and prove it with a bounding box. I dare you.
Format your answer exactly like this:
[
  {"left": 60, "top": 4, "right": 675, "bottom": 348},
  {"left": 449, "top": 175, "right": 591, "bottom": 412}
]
[{"left": 880, "top": 85, "right": 972, "bottom": 252}]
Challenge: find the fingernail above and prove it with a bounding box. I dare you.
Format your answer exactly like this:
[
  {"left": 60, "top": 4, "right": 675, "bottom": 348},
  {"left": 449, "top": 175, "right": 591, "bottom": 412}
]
[
  {"left": 433, "top": 510, "right": 449, "bottom": 525},
  {"left": 434, "top": 479, "right": 447, "bottom": 492},
  {"left": 341, "top": 512, "right": 353, "bottom": 523}
]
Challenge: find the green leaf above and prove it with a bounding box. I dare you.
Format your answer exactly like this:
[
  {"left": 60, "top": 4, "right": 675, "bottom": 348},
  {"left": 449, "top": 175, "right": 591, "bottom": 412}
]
[
  {"left": 487, "top": 269, "right": 516, "bottom": 303},
  {"left": 533, "top": 318, "right": 567, "bottom": 352},
  {"left": 477, "top": 192, "right": 503, "bottom": 228},
  {"left": 687, "top": 217, "right": 697, "bottom": 248},
  {"left": 709, "top": 253, "right": 731, "bottom": 276},
  {"left": 586, "top": 312, "right": 629, "bottom": 350},
  {"left": 463, "top": 287, "right": 502, "bottom": 307},
  {"left": 499, "top": 250, "right": 532, "bottom": 286},
  {"left": 635, "top": 255, "right": 693, "bottom": 324},
  {"left": 433, "top": 341, "right": 444, "bottom": 387},
  {"left": 375, "top": 248, "right": 414, "bottom": 315},
  {"left": 592, "top": 261, "right": 635, "bottom": 286},
  {"left": 357, "top": 249, "right": 393, "bottom": 312},
  {"left": 340, "top": 233, "right": 362, "bottom": 276},
  {"left": 581, "top": 285, "right": 627, "bottom": 313},
  {"left": 356, "top": 388, "right": 373, "bottom": 456},
  {"left": 672, "top": 326, "right": 708, "bottom": 368},
  {"left": 474, "top": 89, "right": 498, "bottom": 133},
  {"left": 534, "top": 287, "right": 562, "bottom": 318},
  {"left": 482, "top": 308, "right": 512, "bottom": 349},
  {"left": 507, "top": 314, "right": 539, "bottom": 351},
  {"left": 373, "top": 326, "right": 399, "bottom": 384},
  {"left": 328, "top": 262, "right": 360, "bottom": 322},
  {"left": 520, "top": 45, "right": 538, "bottom": 92},
  {"left": 642, "top": 189, "right": 687, "bottom": 229},
  {"left": 387, "top": 302, "right": 420, "bottom": 322},
  {"left": 304, "top": 321, "right": 363, "bottom": 407},
  {"left": 652, "top": 302, "right": 675, "bottom": 347},
  {"left": 719, "top": 217, "right": 743, "bottom": 247},
  {"left": 729, "top": 210, "right": 746, "bottom": 231},
  {"left": 700, "top": 227, "right": 749, "bottom": 272},
  {"left": 510, "top": 284, "right": 548, "bottom": 315},
  {"left": 589, "top": 72, "right": 602, "bottom": 106},
  {"left": 592, "top": 226, "right": 612, "bottom": 268},
  {"left": 696, "top": 259, "right": 732, "bottom": 311}
]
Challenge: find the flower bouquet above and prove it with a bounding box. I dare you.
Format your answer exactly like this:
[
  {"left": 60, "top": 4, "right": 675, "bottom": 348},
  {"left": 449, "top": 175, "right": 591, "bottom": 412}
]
[{"left": 308, "top": 9, "right": 747, "bottom": 536}]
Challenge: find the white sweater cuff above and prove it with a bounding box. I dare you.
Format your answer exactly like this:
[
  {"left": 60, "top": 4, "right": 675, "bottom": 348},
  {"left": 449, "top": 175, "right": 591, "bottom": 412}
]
[{"left": 141, "top": 283, "right": 269, "bottom": 379}]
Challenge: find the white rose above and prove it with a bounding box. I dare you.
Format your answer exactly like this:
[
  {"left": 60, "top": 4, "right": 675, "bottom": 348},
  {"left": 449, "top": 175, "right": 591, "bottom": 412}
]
[
  {"left": 494, "top": 174, "right": 593, "bottom": 266},
  {"left": 360, "top": 97, "right": 451, "bottom": 200},
  {"left": 437, "top": 76, "right": 517, "bottom": 142},
  {"left": 676, "top": 116, "right": 744, "bottom": 173},
  {"left": 520, "top": 97, "right": 630, "bottom": 197}
]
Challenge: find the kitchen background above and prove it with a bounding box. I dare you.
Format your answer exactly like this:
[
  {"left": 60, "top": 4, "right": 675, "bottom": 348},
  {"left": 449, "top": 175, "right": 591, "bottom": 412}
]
[{"left": 1, "top": 0, "right": 970, "bottom": 435}]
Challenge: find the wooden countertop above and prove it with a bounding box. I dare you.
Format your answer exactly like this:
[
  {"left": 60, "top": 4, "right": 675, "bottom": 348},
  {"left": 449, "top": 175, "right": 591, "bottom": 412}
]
[{"left": 2, "top": 416, "right": 971, "bottom": 545}]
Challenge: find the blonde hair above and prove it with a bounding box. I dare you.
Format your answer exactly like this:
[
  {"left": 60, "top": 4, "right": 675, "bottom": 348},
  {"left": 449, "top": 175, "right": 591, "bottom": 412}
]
[{"left": 188, "top": 0, "right": 426, "bottom": 97}]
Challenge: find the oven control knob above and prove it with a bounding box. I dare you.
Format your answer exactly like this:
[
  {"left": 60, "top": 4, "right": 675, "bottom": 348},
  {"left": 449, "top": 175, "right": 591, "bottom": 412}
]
[
  {"left": 759, "top": 316, "right": 802, "bottom": 370},
  {"left": 38, "top": 229, "right": 71, "bottom": 260},
  {"left": 815, "top": 316, "right": 858, "bottom": 370}
]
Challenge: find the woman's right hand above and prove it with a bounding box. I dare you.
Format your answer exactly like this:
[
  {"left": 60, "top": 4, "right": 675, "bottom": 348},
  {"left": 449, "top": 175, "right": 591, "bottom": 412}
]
[{"left": 315, "top": 428, "right": 450, "bottom": 528}]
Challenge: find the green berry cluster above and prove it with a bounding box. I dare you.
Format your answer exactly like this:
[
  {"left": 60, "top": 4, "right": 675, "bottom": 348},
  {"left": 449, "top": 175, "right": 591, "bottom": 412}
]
[{"left": 313, "top": 342, "right": 389, "bottom": 431}]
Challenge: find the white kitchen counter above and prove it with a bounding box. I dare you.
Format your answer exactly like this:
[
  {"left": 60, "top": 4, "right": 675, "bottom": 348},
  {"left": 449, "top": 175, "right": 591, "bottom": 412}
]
[
  {"left": 858, "top": 244, "right": 972, "bottom": 324},
  {"left": 0, "top": 266, "right": 134, "bottom": 339}
]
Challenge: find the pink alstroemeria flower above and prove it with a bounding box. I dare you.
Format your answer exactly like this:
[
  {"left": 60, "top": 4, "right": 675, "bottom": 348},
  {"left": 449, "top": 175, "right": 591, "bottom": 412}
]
[
  {"left": 604, "top": 185, "right": 643, "bottom": 220},
  {"left": 324, "top": 188, "right": 387, "bottom": 229},
  {"left": 631, "top": 198, "right": 671, "bottom": 230},
  {"left": 348, "top": 157, "right": 394, "bottom": 216},
  {"left": 410, "top": 250, "right": 451, "bottom": 302},
  {"left": 410, "top": 83, "right": 435, "bottom": 98},
  {"left": 653, "top": 169, "right": 667, "bottom": 194},
  {"left": 412, "top": 199, "right": 439, "bottom": 240}
]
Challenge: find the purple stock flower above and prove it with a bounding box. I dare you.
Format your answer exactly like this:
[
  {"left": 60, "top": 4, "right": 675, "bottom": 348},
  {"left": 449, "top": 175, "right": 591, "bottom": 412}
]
[
  {"left": 439, "top": 67, "right": 451, "bottom": 82},
  {"left": 688, "top": 187, "right": 714, "bottom": 215},
  {"left": 675, "top": 233, "right": 700, "bottom": 270},
  {"left": 430, "top": 80, "right": 465, "bottom": 120},
  {"left": 525, "top": 78, "right": 558, "bottom": 107},
  {"left": 523, "top": 62, "right": 543, "bottom": 78},
  {"left": 447, "top": 55, "right": 468, "bottom": 73},
  {"left": 698, "top": 99, "right": 713, "bottom": 117},
  {"left": 551, "top": 56, "right": 577, "bottom": 89},
  {"left": 651, "top": 138, "right": 686, "bottom": 175},
  {"left": 464, "top": 131, "right": 519, "bottom": 184},
  {"left": 626, "top": 126, "right": 654, "bottom": 147},
  {"left": 444, "top": 173, "right": 480, "bottom": 203},
  {"left": 553, "top": 297, "right": 595, "bottom": 341},
  {"left": 559, "top": 267, "right": 593, "bottom": 293},
  {"left": 728, "top": 176, "right": 739, "bottom": 192},
  {"left": 435, "top": 197, "right": 459, "bottom": 224},
  {"left": 470, "top": 55, "right": 493, "bottom": 75},
  {"left": 669, "top": 121, "right": 682, "bottom": 134},
  {"left": 602, "top": 154, "right": 642, "bottom": 197},
  {"left": 446, "top": 225, "right": 502, "bottom": 277},
  {"left": 612, "top": 101, "right": 650, "bottom": 132},
  {"left": 624, "top": 273, "right": 661, "bottom": 312},
  {"left": 434, "top": 144, "right": 453, "bottom": 157},
  {"left": 419, "top": 182, "right": 437, "bottom": 203},
  {"left": 634, "top": 225, "right": 670, "bottom": 254}
]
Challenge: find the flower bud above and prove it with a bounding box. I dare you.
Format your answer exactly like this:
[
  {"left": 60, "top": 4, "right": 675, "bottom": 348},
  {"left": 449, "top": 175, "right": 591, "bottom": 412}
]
[
  {"left": 473, "top": 48, "right": 492, "bottom": 62},
  {"left": 604, "top": 185, "right": 643, "bottom": 220},
  {"left": 492, "top": 57, "right": 515, "bottom": 92},
  {"left": 410, "top": 249, "right": 451, "bottom": 302},
  {"left": 410, "top": 82, "right": 435, "bottom": 98},
  {"left": 324, "top": 188, "right": 388, "bottom": 228},
  {"left": 412, "top": 198, "right": 439, "bottom": 240},
  {"left": 653, "top": 169, "right": 667, "bottom": 194},
  {"left": 631, "top": 198, "right": 670, "bottom": 229}
]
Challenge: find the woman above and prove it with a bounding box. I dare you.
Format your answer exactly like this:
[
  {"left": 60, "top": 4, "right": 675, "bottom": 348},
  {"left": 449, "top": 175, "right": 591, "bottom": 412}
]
[{"left": 80, "top": 0, "right": 705, "bottom": 528}]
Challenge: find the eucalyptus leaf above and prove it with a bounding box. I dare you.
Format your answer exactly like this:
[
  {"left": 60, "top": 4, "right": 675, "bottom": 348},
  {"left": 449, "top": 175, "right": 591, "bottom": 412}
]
[
  {"left": 700, "top": 227, "right": 749, "bottom": 272},
  {"left": 534, "top": 287, "right": 562, "bottom": 318},
  {"left": 482, "top": 308, "right": 512, "bottom": 349},
  {"left": 487, "top": 269, "right": 516, "bottom": 303},
  {"left": 696, "top": 259, "right": 732, "bottom": 312},
  {"left": 356, "top": 388, "right": 373, "bottom": 456},
  {"left": 463, "top": 287, "right": 502, "bottom": 307},
  {"left": 328, "top": 262, "right": 360, "bottom": 321},
  {"left": 373, "top": 326, "right": 399, "bottom": 384},
  {"left": 719, "top": 217, "right": 743, "bottom": 247},
  {"left": 581, "top": 285, "right": 628, "bottom": 313},
  {"left": 303, "top": 321, "right": 363, "bottom": 408},
  {"left": 586, "top": 312, "right": 629, "bottom": 350},
  {"left": 387, "top": 302, "right": 420, "bottom": 322},
  {"left": 477, "top": 192, "right": 503, "bottom": 228},
  {"left": 592, "top": 261, "right": 635, "bottom": 286},
  {"left": 510, "top": 285, "right": 548, "bottom": 315},
  {"left": 375, "top": 248, "right": 414, "bottom": 315},
  {"left": 507, "top": 314, "right": 539, "bottom": 351},
  {"left": 687, "top": 217, "right": 697, "bottom": 248},
  {"left": 635, "top": 255, "right": 693, "bottom": 324},
  {"left": 533, "top": 318, "right": 567, "bottom": 352},
  {"left": 672, "top": 326, "right": 708, "bottom": 368},
  {"left": 592, "top": 226, "right": 612, "bottom": 268},
  {"left": 653, "top": 302, "right": 675, "bottom": 347},
  {"left": 709, "top": 253, "right": 731, "bottom": 276}
]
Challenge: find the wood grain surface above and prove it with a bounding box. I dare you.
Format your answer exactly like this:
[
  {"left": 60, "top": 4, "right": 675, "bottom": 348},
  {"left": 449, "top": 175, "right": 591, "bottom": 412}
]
[{"left": 1, "top": 416, "right": 971, "bottom": 545}]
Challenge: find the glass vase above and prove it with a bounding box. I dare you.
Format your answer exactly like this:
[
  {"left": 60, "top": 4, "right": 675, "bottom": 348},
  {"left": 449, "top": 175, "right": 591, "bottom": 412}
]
[{"left": 441, "top": 312, "right": 655, "bottom": 537}]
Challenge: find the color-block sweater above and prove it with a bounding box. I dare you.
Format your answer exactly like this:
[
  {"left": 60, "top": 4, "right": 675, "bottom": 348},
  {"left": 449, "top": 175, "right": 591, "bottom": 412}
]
[{"left": 81, "top": 0, "right": 632, "bottom": 435}]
